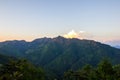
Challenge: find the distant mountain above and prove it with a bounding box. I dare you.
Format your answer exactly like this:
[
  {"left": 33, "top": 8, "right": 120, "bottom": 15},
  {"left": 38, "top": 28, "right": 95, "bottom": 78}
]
[
  {"left": 0, "top": 36, "right": 120, "bottom": 76},
  {"left": 0, "top": 40, "right": 28, "bottom": 57}
]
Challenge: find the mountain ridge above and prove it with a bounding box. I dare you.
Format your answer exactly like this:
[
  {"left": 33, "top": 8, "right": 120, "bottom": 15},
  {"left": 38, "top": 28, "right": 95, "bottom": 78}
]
[{"left": 0, "top": 36, "right": 120, "bottom": 76}]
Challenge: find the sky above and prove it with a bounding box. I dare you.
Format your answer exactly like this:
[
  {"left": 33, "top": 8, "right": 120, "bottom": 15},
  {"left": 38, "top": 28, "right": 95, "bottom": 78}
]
[{"left": 0, "top": 0, "right": 120, "bottom": 43}]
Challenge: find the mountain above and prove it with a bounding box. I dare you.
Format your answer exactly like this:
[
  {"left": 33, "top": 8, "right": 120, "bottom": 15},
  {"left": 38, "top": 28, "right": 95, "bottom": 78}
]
[
  {"left": 0, "top": 53, "right": 14, "bottom": 64},
  {"left": 0, "top": 40, "right": 28, "bottom": 57},
  {"left": 0, "top": 36, "right": 120, "bottom": 76}
]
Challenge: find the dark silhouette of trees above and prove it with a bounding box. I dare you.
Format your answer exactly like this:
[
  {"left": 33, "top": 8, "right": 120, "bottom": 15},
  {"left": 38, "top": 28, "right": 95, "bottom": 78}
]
[
  {"left": 64, "top": 59, "right": 120, "bottom": 80},
  {"left": 1, "top": 59, "right": 120, "bottom": 80},
  {"left": 0, "top": 59, "right": 45, "bottom": 80}
]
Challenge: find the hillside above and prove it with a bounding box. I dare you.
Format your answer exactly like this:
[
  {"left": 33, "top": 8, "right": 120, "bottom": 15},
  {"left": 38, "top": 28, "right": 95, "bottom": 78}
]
[
  {"left": 0, "top": 53, "right": 13, "bottom": 64},
  {"left": 0, "top": 36, "right": 120, "bottom": 76}
]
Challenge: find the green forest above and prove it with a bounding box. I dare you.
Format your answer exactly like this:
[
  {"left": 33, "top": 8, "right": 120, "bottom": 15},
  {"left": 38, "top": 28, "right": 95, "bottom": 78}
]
[
  {"left": 0, "top": 59, "right": 120, "bottom": 80},
  {"left": 0, "top": 37, "right": 120, "bottom": 80}
]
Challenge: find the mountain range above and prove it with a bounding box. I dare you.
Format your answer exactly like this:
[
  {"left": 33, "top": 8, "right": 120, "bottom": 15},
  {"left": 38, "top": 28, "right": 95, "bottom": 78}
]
[{"left": 0, "top": 36, "right": 120, "bottom": 76}]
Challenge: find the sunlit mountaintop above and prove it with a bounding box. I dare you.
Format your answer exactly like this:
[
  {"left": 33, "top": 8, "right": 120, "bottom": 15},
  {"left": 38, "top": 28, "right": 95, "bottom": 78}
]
[
  {"left": 0, "top": 35, "right": 119, "bottom": 48},
  {"left": 0, "top": 0, "right": 120, "bottom": 80}
]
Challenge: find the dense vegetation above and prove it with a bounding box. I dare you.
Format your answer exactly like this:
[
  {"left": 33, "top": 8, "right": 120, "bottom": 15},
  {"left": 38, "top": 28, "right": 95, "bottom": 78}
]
[
  {"left": 0, "top": 59, "right": 45, "bottom": 80},
  {"left": 0, "top": 59, "right": 120, "bottom": 80},
  {"left": 0, "top": 36, "right": 120, "bottom": 79},
  {"left": 64, "top": 59, "right": 120, "bottom": 80}
]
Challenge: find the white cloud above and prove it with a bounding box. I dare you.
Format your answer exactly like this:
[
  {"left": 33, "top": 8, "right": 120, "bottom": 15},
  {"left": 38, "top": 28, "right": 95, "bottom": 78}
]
[
  {"left": 63, "top": 30, "right": 94, "bottom": 39},
  {"left": 63, "top": 30, "right": 78, "bottom": 38}
]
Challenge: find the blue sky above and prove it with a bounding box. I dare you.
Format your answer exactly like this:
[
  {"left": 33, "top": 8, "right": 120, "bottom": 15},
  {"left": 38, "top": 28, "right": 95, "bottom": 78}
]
[{"left": 0, "top": 0, "right": 120, "bottom": 42}]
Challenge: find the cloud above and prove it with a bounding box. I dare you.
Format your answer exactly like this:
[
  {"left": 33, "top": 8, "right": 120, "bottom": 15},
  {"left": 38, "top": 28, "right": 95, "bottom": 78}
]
[
  {"left": 105, "top": 40, "right": 120, "bottom": 46},
  {"left": 79, "top": 31, "right": 85, "bottom": 33},
  {"left": 63, "top": 30, "right": 78, "bottom": 38},
  {"left": 63, "top": 30, "right": 94, "bottom": 39}
]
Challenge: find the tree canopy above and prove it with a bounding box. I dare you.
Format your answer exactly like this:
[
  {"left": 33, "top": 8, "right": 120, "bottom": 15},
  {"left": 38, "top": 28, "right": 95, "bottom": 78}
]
[{"left": 0, "top": 59, "right": 45, "bottom": 80}]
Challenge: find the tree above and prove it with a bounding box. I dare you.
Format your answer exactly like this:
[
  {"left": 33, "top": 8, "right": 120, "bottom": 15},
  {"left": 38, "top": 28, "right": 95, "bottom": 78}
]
[
  {"left": 113, "top": 64, "right": 120, "bottom": 80},
  {"left": 0, "top": 59, "right": 45, "bottom": 80},
  {"left": 81, "top": 64, "right": 97, "bottom": 80},
  {"left": 63, "top": 59, "right": 118, "bottom": 80},
  {"left": 96, "top": 59, "right": 114, "bottom": 80},
  {"left": 63, "top": 64, "right": 96, "bottom": 80}
]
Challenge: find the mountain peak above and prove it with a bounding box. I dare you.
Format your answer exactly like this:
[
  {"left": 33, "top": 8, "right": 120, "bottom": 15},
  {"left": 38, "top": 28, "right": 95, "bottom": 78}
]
[
  {"left": 32, "top": 37, "right": 51, "bottom": 43},
  {"left": 53, "top": 36, "right": 67, "bottom": 43},
  {"left": 54, "top": 36, "right": 65, "bottom": 39}
]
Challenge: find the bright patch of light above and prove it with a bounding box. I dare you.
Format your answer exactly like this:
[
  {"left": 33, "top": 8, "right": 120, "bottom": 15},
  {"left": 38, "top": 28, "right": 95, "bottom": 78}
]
[{"left": 63, "top": 30, "right": 78, "bottom": 38}]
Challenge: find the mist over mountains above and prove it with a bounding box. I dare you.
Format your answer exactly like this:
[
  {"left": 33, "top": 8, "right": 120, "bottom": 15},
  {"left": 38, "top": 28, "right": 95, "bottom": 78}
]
[{"left": 105, "top": 40, "right": 120, "bottom": 49}]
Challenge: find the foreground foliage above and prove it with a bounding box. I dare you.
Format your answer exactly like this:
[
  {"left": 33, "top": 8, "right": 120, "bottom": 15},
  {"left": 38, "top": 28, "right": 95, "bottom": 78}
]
[
  {"left": 0, "top": 59, "right": 120, "bottom": 80},
  {"left": 0, "top": 59, "right": 45, "bottom": 80},
  {"left": 64, "top": 59, "right": 120, "bottom": 80}
]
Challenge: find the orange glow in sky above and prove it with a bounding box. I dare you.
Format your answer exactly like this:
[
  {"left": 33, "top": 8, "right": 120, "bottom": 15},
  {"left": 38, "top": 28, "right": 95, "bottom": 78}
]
[{"left": 0, "top": 0, "right": 120, "bottom": 43}]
